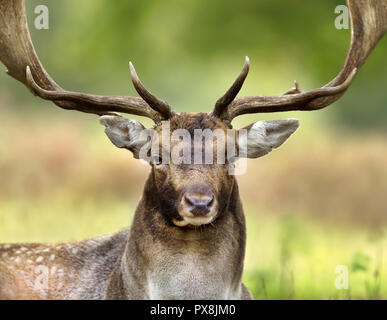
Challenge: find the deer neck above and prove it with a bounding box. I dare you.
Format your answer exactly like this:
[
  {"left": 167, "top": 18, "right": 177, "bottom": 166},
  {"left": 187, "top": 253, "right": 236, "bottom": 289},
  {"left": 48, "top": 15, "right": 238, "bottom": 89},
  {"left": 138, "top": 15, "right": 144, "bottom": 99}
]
[{"left": 114, "top": 174, "right": 247, "bottom": 299}]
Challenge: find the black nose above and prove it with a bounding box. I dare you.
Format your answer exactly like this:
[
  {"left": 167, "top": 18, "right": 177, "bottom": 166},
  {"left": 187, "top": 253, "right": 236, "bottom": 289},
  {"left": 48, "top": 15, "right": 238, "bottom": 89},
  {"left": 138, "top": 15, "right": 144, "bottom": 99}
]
[{"left": 183, "top": 186, "right": 214, "bottom": 216}]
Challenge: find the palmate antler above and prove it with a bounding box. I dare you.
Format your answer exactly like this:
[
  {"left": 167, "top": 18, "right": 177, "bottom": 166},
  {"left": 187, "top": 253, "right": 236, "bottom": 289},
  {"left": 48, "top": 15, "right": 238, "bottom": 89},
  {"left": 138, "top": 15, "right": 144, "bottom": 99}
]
[
  {"left": 213, "top": 0, "right": 387, "bottom": 122},
  {"left": 0, "top": 0, "right": 173, "bottom": 123}
]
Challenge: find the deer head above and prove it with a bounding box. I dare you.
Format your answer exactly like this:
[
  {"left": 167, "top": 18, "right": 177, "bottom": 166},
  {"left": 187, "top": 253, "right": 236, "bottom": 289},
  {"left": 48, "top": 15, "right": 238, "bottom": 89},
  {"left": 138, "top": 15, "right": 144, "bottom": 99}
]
[
  {"left": 99, "top": 106, "right": 299, "bottom": 228},
  {"left": 0, "top": 0, "right": 386, "bottom": 230}
]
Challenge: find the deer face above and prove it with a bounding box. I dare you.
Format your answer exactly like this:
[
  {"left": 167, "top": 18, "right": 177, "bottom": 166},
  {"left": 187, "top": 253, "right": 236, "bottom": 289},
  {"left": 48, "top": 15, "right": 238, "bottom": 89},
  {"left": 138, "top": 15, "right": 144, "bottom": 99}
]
[
  {"left": 101, "top": 112, "right": 299, "bottom": 228},
  {"left": 148, "top": 113, "right": 234, "bottom": 227}
]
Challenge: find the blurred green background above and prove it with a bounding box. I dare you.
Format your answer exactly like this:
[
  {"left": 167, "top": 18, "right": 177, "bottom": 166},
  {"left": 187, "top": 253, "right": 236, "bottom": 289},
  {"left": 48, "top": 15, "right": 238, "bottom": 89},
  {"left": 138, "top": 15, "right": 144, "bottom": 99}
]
[{"left": 0, "top": 0, "right": 386, "bottom": 299}]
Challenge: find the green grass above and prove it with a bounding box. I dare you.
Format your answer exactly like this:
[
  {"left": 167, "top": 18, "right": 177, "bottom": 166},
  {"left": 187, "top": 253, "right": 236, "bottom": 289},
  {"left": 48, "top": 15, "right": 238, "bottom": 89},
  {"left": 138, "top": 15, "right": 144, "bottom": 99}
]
[
  {"left": 243, "top": 205, "right": 386, "bottom": 299},
  {"left": 1, "top": 197, "right": 385, "bottom": 299}
]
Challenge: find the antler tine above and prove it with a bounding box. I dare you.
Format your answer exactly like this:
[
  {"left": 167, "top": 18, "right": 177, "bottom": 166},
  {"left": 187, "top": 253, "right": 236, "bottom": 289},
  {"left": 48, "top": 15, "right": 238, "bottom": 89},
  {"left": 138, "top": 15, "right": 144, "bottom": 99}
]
[
  {"left": 215, "top": 0, "right": 386, "bottom": 122},
  {"left": 212, "top": 56, "right": 250, "bottom": 119},
  {"left": 129, "top": 62, "right": 173, "bottom": 120},
  {"left": 0, "top": 0, "right": 170, "bottom": 123}
]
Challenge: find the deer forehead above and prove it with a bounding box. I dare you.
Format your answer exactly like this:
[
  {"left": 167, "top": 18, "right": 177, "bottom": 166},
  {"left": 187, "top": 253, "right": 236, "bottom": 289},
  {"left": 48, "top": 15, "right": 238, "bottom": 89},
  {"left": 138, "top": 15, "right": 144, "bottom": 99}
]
[{"left": 154, "top": 113, "right": 229, "bottom": 132}]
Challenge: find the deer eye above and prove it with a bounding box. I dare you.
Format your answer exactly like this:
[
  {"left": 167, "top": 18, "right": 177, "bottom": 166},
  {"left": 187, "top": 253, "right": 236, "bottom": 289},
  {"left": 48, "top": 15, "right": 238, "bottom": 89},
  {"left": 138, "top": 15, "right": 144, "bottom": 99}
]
[{"left": 151, "top": 155, "right": 163, "bottom": 166}]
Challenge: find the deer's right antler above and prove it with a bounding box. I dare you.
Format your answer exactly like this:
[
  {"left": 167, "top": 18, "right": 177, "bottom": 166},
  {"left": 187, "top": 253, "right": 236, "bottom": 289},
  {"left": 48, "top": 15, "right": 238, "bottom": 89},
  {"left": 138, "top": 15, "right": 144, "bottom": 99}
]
[{"left": 0, "top": 0, "right": 173, "bottom": 123}]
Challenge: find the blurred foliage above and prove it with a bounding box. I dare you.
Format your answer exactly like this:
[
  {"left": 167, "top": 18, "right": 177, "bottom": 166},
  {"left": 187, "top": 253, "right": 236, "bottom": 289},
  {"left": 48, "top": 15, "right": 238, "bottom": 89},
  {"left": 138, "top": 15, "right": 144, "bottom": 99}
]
[{"left": 351, "top": 252, "right": 371, "bottom": 273}]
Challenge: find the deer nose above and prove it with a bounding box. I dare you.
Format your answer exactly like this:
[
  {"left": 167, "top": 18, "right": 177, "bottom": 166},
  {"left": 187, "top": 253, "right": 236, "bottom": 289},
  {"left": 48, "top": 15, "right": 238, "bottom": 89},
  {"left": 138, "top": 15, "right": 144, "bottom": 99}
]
[{"left": 183, "top": 190, "right": 214, "bottom": 217}]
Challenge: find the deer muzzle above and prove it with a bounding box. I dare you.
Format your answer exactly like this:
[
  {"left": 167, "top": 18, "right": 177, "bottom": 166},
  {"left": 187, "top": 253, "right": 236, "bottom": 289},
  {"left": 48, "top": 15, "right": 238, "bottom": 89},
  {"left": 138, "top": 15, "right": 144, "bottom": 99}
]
[{"left": 174, "top": 184, "right": 218, "bottom": 227}]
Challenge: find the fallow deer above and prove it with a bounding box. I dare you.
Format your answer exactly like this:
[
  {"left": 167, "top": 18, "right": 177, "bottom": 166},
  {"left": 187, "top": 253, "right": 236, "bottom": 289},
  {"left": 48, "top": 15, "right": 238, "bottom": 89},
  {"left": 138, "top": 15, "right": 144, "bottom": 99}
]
[{"left": 0, "top": 0, "right": 385, "bottom": 299}]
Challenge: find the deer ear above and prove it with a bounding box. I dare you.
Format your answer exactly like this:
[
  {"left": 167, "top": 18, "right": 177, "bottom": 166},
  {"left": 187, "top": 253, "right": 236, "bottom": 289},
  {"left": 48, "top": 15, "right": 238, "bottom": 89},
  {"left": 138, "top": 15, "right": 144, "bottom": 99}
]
[
  {"left": 100, "top": 115, "right": 148, "bottom": 158},
  {"left": 239, "top": 119, "right": 299, "bottom": 158}
]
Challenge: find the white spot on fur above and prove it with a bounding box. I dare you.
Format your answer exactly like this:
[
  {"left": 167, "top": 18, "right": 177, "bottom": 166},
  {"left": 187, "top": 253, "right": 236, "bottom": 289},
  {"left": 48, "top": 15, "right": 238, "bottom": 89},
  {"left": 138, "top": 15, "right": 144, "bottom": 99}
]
[
  {"left": 15, "top": 257, "right": 21, "bottom": 264},
  {"left": 49, "top": 254, "right": 55, "bottom": 261},
  {"left": 36, "top": 256, "right": 43, "bottom": 263},
  {"left": 50, "top": 265, "right": 57, "bottom": 276},
  {"left": 20, "top": 247, "right": 28, "bottom": 252}
]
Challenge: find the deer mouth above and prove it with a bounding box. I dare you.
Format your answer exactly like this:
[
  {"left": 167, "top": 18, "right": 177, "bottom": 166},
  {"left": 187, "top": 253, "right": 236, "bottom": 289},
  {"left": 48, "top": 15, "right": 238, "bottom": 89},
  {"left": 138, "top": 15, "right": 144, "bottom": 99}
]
[{"left": 172, "top": 213, "right": 217, "bottom": 228}]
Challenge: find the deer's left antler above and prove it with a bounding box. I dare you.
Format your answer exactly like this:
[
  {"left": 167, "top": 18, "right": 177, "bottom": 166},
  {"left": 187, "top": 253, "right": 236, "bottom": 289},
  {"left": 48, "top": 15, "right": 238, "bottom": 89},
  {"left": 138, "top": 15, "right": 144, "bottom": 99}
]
[{"left": 212, "top": 0, "right": 387, "bottom": 122}]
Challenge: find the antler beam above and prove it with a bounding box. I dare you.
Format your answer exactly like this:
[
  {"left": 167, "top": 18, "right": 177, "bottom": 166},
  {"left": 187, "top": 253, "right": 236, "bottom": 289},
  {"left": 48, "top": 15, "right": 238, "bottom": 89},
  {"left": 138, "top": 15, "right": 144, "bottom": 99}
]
[{"left": 0, "top": 0, "right": 171, "bottom": 123}]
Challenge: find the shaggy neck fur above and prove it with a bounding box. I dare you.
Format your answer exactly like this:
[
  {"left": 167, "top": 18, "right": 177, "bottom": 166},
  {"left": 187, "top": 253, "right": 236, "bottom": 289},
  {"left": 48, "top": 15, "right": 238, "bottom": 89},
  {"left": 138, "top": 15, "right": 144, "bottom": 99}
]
[{"left": 107, "top": 173, "right": 251, "bottom": 299}]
